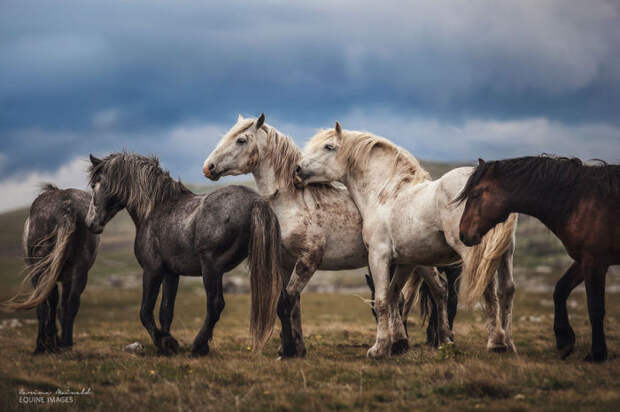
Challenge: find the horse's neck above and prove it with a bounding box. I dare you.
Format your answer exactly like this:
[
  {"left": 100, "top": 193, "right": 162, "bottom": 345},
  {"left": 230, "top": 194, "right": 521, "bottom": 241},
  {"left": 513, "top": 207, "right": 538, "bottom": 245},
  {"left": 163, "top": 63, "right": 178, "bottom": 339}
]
[
  {"left": 253, "top": 134, "right": 298, "bottom": 197},
  {"left": 252, "top": 161, "right": 282, "bottom": 197},
  {"left": 508, "top": 183, "right": 564, "bottom": 235},
  {"left": 344, "top": 155, "right": 395, "bottom": 219}
]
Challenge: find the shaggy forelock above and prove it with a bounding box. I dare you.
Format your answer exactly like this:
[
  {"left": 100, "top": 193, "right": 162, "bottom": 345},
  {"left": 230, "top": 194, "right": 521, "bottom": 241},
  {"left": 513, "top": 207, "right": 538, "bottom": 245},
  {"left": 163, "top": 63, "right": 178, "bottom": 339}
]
[
  {"left": 88, "top": 152, "right": 191, "bottom": 218},
  {"left": 220, "top": 118, "right": 256, "bottom": 145}
]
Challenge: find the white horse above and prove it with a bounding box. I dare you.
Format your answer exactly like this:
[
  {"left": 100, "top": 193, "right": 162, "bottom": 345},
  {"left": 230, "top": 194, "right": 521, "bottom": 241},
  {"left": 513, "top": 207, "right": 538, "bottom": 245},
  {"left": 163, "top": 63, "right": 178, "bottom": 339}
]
[
  {"left": 297, "top": 123, "right": 518, "bottom": 358},
  {"left": 202, "top": 114, "right": 431, "bottom": 357}
]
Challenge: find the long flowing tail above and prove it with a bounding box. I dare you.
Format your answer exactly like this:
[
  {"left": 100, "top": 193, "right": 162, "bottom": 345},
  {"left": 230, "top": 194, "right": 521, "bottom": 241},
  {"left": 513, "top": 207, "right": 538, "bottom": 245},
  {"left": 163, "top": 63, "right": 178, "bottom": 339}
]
[
  {"left": 248, "top": 199, "right": 283, "bottom": 352},
  {"left": 3, "top": 201, "right": 76, "bottom": 311},
  {"left": 460, "top": 213, "right": 518, "bottom": 304}
]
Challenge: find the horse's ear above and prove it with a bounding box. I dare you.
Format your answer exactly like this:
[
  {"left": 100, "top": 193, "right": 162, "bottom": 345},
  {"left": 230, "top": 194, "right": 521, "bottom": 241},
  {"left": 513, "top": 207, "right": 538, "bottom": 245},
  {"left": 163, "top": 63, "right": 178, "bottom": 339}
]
[
  {"left": 255, "top": 113, "right": 265, "bottom": 129},
  {"left": 335, "top": 121, "right": 342, "bottom": 136},
  {"left": 237, "top": 114, "right": 244, "bottom": 122},
  {"left": 478, "top": 158, "right": 485, "bottom": 166},
  {"left": 90, "top": 154, "right": 102, "bottom": 167}
]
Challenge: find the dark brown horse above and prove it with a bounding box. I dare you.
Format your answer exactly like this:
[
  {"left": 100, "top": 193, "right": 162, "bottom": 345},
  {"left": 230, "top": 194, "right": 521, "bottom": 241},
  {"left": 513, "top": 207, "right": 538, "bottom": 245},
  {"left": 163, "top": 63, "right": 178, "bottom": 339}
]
[{"left": 457, "top": 156, "right": 620, "bottom": 362}]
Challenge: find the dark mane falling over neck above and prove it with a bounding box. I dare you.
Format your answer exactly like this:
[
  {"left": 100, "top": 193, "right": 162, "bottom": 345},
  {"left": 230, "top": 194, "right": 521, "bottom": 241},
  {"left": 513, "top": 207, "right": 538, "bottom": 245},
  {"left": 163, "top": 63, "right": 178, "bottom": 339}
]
[
  {"left": 457, "top": 155, "right": 620, "bottom": 219},
  {"left": 88, "top": 152, "right": 192, "bottom": 219}
]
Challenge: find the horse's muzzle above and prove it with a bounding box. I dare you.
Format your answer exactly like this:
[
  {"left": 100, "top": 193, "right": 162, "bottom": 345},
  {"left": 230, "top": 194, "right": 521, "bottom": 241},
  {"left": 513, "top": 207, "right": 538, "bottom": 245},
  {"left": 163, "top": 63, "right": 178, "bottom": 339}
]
[
  {"left": 202, "top": 162, "right": 221, "bottom": 180},
  {"left": 87, "top": 222, "right": 104, "bottom": 235},
  {"left": 459, "top": 231, "right": 481, "bottom": 247}
]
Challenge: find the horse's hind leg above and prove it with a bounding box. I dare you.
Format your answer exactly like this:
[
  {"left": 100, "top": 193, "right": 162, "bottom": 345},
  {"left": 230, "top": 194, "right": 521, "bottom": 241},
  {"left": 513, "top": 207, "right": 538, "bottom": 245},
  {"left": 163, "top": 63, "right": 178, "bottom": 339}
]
[
  {"left": 59, "top": 265, "right": 88, "bottom": 349},
  {"left": 553, "top": 262, "right": 583, "bottom": 359},
  {"left": 158, "top": 275, "right": 180, "bottom": 355},
  {"left": 35, "top": 285, "right": 60, "bottom": 354},
  {"left": 584, "top": 262, "right": 609, "bottom": 362},
  {"left": 191, "top": 271, "right": 225, "bottom": 356},
  {"left": 140, "top": 269, "right": 165, "bottom": 353},
  {"left": 445, "top": 265, "right": 461, "bottom": 330},
  {"left": 483, "top": 276, "right": 506, "bottom": 352},
  {"left": 497, "top": 249, "right": 516, "bottom": 353},
  {"left": 389, "top": 265, "right": 414, "bottom": 355}
]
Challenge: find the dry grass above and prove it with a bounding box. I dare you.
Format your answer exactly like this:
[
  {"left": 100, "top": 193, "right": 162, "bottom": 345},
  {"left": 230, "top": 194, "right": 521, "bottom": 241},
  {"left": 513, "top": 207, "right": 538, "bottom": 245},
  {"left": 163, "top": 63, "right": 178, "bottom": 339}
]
[{"left": 1, "top": 288, "right": 619, "bottom": 411}]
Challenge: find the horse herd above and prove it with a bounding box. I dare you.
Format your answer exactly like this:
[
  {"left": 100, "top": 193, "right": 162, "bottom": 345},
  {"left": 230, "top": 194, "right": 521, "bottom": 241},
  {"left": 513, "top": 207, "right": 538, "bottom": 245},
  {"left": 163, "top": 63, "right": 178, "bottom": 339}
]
[{"left": 5, "top": 114, "right": 619, "bottom": 363}]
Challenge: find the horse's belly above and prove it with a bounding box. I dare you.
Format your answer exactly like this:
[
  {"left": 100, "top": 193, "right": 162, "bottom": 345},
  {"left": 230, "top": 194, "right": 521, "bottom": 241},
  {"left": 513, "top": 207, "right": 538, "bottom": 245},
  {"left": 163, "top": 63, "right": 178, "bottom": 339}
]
[
  {"left": 392, "top": 230, "right": 459, "bottom": 266},
  {"left": 164, "top": 253, "right": 202, "bottom": 276},
  {"left": 320, "top": 230, "right": 368, "bottom": 270}
]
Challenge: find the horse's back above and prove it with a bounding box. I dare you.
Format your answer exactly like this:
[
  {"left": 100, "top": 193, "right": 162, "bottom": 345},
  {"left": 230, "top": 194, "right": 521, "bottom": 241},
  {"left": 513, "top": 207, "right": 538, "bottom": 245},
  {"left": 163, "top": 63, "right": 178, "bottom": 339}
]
[
  {"left": 150, "top": 185, "right": 262, "bottom": 274},
  {"left": 26, "top": 187, "right": 97, "bottom": 266}
]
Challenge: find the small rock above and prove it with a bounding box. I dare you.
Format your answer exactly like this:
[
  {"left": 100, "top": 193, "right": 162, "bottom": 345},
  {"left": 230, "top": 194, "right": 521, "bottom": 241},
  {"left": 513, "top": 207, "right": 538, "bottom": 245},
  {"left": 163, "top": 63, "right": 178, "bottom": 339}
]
[
  {"left": 124, "top": 342, "right": 145, "bottom": 355},
  {"left": 0, "top": 318, "right": 23, "bottom": 329},
  {"left": 514, "top": 394, "right": 526, "bottom": 400}
]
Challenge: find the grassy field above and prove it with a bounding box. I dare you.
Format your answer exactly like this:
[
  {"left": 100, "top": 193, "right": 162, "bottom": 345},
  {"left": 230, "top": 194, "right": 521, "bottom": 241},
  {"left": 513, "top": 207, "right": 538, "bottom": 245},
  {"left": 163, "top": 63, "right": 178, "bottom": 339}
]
[
  {"left": 1, "top": 289, "right": 619, "bottom": 411},
  {"left": 0, "top": 170, "right": 619, "bottom": 411}
]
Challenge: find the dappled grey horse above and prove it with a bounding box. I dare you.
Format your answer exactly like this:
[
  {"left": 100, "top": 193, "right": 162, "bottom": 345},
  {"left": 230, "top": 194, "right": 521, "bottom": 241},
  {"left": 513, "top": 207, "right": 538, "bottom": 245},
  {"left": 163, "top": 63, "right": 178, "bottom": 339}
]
[
  {"left": 86, "top": 153, "right": 282, "bottom": 356},
  {"left": 3, "top": 184, "right": 99, "bottom": 354}
]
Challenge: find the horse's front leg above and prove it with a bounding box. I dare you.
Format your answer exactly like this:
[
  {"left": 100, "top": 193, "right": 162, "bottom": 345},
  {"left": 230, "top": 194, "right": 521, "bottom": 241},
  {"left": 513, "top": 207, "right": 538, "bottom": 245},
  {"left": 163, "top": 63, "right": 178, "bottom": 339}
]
[
  {"left": 584, "top": 262, "right": 609, "bottom": 362},
  {"left": 285, "top": 247, "right": 324, "bottom": 296},
  {"left": 139, "top": 269, "right": 165, "bottom": 353},
  {"left": 158, "top": 274, "right": 180, "bottom": 355},
  {"left": 553, "top": 261, "right": 583, "bottom": 359},
  {"left": 191, "top": 271, "right": 225, "bottom": 356},
  {"left": 366, "top": 248, "right": 393, "bottom": 359},
  {"left": 277, "top": 260, "right": 306, "bottom": 358}
]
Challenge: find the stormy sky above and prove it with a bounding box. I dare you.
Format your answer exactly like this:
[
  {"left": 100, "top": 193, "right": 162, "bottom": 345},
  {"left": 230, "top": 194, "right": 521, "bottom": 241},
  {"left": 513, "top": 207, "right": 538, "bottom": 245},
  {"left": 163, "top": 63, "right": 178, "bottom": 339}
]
[{"left": 1, "top": 0, "right": 619, "bottom": 211}]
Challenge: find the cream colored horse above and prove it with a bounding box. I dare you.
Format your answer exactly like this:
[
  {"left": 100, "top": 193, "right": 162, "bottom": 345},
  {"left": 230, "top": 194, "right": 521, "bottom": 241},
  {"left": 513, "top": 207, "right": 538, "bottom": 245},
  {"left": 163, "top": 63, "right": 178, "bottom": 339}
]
[
  {"left": 202, "top": 114, "right": 429, "bottom": 357},
  {"left": 297, "top": 123, "right": 518, "bottom": 358}
]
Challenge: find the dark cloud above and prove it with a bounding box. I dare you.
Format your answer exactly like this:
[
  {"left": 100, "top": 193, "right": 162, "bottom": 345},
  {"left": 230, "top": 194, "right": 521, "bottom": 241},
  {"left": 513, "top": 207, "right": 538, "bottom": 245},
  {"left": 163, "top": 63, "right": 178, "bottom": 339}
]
[{"left": 1, "top": 0, "right": 619, "bottom": 181}]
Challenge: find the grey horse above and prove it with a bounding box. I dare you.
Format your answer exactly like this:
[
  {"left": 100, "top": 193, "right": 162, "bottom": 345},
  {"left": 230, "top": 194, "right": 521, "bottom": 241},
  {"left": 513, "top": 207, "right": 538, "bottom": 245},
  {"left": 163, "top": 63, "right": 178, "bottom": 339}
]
[
  {"left": 3, "top": 184, "right": 99, "bottom": 354},
  {"left": 85, "top": 153, "right": 282, "bottom": 356}
]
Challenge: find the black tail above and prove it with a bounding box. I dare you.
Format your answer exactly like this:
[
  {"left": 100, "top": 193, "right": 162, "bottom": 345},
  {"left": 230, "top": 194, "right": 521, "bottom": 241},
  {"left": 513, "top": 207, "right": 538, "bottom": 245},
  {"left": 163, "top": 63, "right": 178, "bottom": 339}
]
[{"left": 248, "top": 199, "right": 283, "bottom": 352}]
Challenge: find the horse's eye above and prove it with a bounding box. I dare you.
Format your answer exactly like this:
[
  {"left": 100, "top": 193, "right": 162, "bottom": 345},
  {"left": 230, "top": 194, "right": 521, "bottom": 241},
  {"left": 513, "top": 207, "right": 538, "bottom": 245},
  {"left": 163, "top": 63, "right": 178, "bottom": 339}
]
[
  {"left": 471, "top": 191, "right": 482, "bottom": 199},
  {"left": 236, "top": 137, "right": 247, "bottom": 145},
  {"left": 324, "top": 144, "right": 335, "bottom": 151}
]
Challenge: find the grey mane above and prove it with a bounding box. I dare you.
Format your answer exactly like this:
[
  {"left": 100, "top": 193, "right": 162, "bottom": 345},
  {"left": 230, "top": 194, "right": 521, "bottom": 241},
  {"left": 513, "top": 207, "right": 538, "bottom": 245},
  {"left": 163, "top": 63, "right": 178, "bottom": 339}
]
[{"left": 89, "top": 152, "right": 191, "bottom": 218}]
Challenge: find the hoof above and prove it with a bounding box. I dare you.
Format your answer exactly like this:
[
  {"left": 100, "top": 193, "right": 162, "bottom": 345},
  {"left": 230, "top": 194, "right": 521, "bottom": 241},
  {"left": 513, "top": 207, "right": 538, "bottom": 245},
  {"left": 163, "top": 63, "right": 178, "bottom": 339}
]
[
  {"left": 367, "top": 343, "right": 390, "bottom": 359},
  {"left": 158, "top": 336, "right": 180, "bottom": 356},
  {"left": 391, "top": 339, "right": 409, "bottom": 355},
  {"left": 558, "top": 344, "right": 575, "bottom": 360},
  {"left": 190, "top": 345, "right": 210, "bottom": 357},
  {"left": 488, "top": 343, "right": 508, "bottom": 353},
  {"left": 555, "top": 328, "right": 575, "bottom": 359},
  {"left": 584, "top": 352, "right": 607, "bottom": 363},
  {"left": 506, "top": 342, "right": 518, "bottom": 354},
  {"left": 278, "top": 345, "right": 305, "bottom": 359},
  {"left": 34, "top": 335, "right": 60, "bottom": 354}
]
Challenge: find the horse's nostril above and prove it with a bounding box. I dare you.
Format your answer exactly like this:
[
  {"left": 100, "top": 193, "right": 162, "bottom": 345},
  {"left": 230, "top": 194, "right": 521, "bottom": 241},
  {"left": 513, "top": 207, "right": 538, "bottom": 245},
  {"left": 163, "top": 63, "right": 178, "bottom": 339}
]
[
  {"left": 208, "top": 163, "right": 215, "bottom": 171},
  {"left": 459, "top": 232, "right": 465, "bottom": 243},
  {"left": 295, "top": 165, "right": 301, "bottom": 174}
]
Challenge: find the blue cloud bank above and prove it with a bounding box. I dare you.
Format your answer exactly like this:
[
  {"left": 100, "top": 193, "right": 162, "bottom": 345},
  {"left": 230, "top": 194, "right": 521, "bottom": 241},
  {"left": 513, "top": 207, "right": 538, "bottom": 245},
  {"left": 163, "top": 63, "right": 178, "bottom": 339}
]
[{"left": 1, "top": 0, "right": 619, "bottom": 185}]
